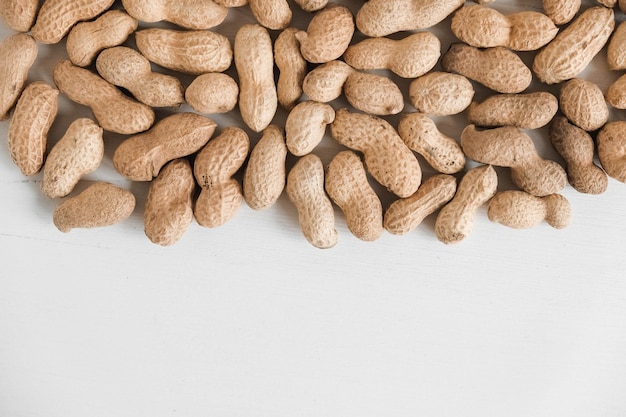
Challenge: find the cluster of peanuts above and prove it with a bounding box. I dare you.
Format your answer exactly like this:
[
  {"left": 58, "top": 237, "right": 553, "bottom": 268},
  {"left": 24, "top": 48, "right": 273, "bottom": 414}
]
[{"left": 1, "top": 0, "right": 626, "bottom": 249}]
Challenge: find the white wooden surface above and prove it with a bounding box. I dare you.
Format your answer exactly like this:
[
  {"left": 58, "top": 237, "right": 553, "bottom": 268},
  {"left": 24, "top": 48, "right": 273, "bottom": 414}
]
[{"left": 1, "top": 1, "right": 626, "bottom": 416}]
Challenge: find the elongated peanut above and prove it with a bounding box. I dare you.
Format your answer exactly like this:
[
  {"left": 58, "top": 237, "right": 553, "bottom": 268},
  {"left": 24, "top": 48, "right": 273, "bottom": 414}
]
[
  {"left": 8, "top": 82, "right": 59, "bottom": 176},
  {"left": 243, "top": 125, "right": 287, "bottom": 211},
  {"left": 114, "top": 113, "right": 216, "bottom": 181},
  {"left": 608, "top": 21, "right": 626, "bottom": 71},
  {"left": 194, "top": 127, "right": 249, "bottom": 228},
  {"left": 144, "top": 159, "right": 195, "bottom": 246},
  {"left": 31, "top": 0, "right": 115, "bottom": 44},
  {"left": 559, "top": 78, "right": 608, "bottom": 132},
  {"left": 235, "top": 24, "right": 277, "bottom": 132},
  {"left": 53, "top": 60, "right": 155, "bottom": 135},
  {"left": 343, "top": 32, "right": 440, "bottom": 79},
  {"left": 435, "top": 164, "right": 498, "bottom": 245},
  {"left": 533, "top": 6, "right": 614, "bottom": 85},
  {"left": 286, "top": 154, "right": 338, "bottom": 249},
  {"left": 461, "top": 125, "right": 567, "bottom": 196},
  {"left": 542, "top": 0, "right": 580, "bottom": 25},
  {"left": 66, "top": 10, "right": 137, "bottom": 67},
  {"left": 549, "top": 117, "right": 608, "bottom": 195},
  {"left": 185, "top": 73, "right": 238, "bottom": 114},
  {"left": 488, "top": 191, "right": 571, "bottom": 229},
  {"left": 249, "top": 0, "right": 292, "bottom": 30},
  {"left": 325, "top": 151, "right": 383, "bottom": 242},
  {"left": 0, "top": 33, "right": 37, "bottom": 121},
  {"left": 330, "top": 109, "right": 421, "bottom": 198},
  {"left": 597, "top": 121, "right": 626, "bottom": 183},
  {"left": 397, "top": 113, "right": 465, "bottom": 174},
  {"left": 442, "top": 43, "right": 532, "bottom": 94},
  {"left": 0, "top": 0, "right": 39, "bottom": 32},
  {"left": 41, "top": 118, "right": 104, "bottom": 199},
  {"left": 467, "top": 92, "right": 558, "bottom": 129},
  {"left": 296, "top": 4, "right": 354, "bottom": 64},
  {"left": 294, "top": 0, "right": 328, "bottom": 12},
  {"left": 285, "top": 101, "right": 335, "bottom": 156},
  {"left": 53, "top": 182, "right": 135, "bottom": 233},
  {"left": 121, "top": 0, "right": 227, "bottom": 30},
  {"left": 356, "top": 0, "right": 464, "bottom": 37},
  {"left": 135, "top": 28, "right": 232, "bottom": 75},
  {"left": 607, "top": 74, "right": 626, "bottom": 109},
  {"left": 384, "top": 174, "right": 457, "bottom": 236},
  {"left": 274, "top": 28, "right": 307, "bottom": 110},
  {"left": 409, "top": 71, "right": 474, "bottom": 116}
]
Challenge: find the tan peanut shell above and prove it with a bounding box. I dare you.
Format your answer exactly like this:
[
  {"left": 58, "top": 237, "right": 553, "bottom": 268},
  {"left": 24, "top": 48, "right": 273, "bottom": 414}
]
[
  {"left": 185, "top": 73, "right": 239, "bottom": 114},
  {"left": 8, "top": 82, "right": 59, "bottom": 176},
  {"left": 542, "top": 0, "right": 580, "bottom": 25},
  {"left": 66, "top": 10, "right": 138, "bottom": 67},
  {"left": 330, "top": 109, "right": 421, "bottom": 198},
  {"left": 533, "top": 6, "right": 614, "bottom": 85},
  {"left": 409, "top": 71, "right": 474, "bottom": 116},
  {"left": 559, "top": 78, "right": 608, "bottom": 132},
  {"left": 121, "top": 0, "right": 227, "bottom": 30},
  {"left": 96, "top": 46, "right": 185, "bottom": 108},
  {"left": 506, "top": 11, "right": 558, "bottom": 51},
  {"left": 295, "top": 4, "right": 354, "bottom": 64},
  {"left": 597, "top": 0, "right": 617, "bottom": 6},
  {"left": 343, "top": 32, "right": 440, "bottom": 79},
  {"left": 384, "top": 174, "right": 457, "bottom": 236},
  {"left": 41, "top": 118, "right": 104, "bottom": 199},
  {"left": 607, "top": 74, "right": 626, "bottom": 109},
  {"left": 213, "top": 0, "right": 248, "bottom": 6},
  {"left": 435, "top": 164, "right": 498, "bottom": 245},
  {"left": 0, "top": 0, "right": 39, "bottom": 32},
  {"left": 0, "top": 33, "right": 38, "bottom": 121},
  {"left": 597, "top": 121, "right": 626, "bottom": 183},
  {"left": 608, "top": 21, "right": 626, "bottom": 71},
  {"left": 194, "top": 127, "right": 249, "bottom": 228},
  {"left": 294, "top": 0, "right": 328, "bottom": 12},
  {"left": 325, "top": 151, "right": 383, "bottom": 242},
  {"left": 31, "top": 0, "right": 115, "bottom": 44},
  {"left": 461, "top": 125, "right": 567, "bottom": 196},
  {"left": 468, "top": 92, "right": 558, "bottom": 129},
  {"left": 243, "top": 125, "right": 287, "bottom": 211},
  {"left": 53, "top": 60, "right": 155, "bottom": 135},
  {"left": 249, "top": 0, "right": 292, "bottom": 30},
  {"left": 285, "top": 101, "right": 335, "bottom": 156},
  {"left": 114, "top": 113, "right": 216, "bottom": 181},
  {"left": 549, "top": 117, "right": 608, "bottom": 195},
  {"left": 235, "top": 24, "right": 277, "bottom": 132},
  {"left": 302, "top": 60, "right": 353, "bottom": 103},
  {"left": 356, "top": 0, "right": 464, "bottom": 37},
  {"left": 53, "top": 182, "right": 135, "bottom": 233},
  {"left": 144, "top": 159, "right": 195, "bottom": 246},
  {"left": 286, "top": 154, "right": 338, "bottom": 249},
  {"left": 397, "top": 113, "right": 465, "bottom": 174},
  {"left": 442, "top": 43, "right": 532, "bottom": 94},
  {"left": 488, "top": 191, "right": 571, "bottom": 229},
  {"left": 135, "top": 28, "right": 232, "bottom": 75},
  {"left": 274, "top": 28, "right": 307, "bottom": 110}
]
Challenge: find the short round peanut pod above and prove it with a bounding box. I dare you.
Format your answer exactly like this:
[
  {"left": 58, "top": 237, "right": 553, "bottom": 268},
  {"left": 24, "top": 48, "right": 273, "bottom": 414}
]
[
  {"left": 606, "top": 74, "right": 626, "bottom": 109},
  {"left": 302, "top": 60, "right": 353, "bottom": 103},
  {"left": 487, "top": 191, "right": 571, "bottom": 229},
  {"left": 285, "top": 101, "right": 335, "bottom": 156},
  {"left": 506, "top": 11, "right": 558, "bottom": 51},
  {"left": 0, "top": 0, "right": 39, "bottom": 32},
  {"left": 185, "top": 73, "right": 239, "bottom": 114},
  {"left": 451, "top": 5, "right": 511, "bottom": 48},
  {"left": 249, "top": 0, "right": 292, "bottom": 30},
  {"left": 559, "top": 78, "right": 608, "bottom": 132},
  {"left": 409, "top": 71, "right": 474, "bottom": 116},
  {"left": 597, "top": 121, "right": 626, "bottom": 183},
  {"left": 293, "top": 0, "right": 328, "bottom": 12},
  {"left": 296, "top": 4, "right": 354, "bottom": 64},
  {"left": 343, "top": 71, "right": 404, "bottom": 116},
  {"left": 0, "top": 33, "right": 38, "bottom": 121},
  {"left": 542, "top": 0, "right": 580, "bottom": 25}
]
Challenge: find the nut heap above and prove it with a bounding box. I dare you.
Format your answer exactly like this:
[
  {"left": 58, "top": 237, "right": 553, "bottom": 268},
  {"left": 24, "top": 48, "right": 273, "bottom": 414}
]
[{"left": 0, "top": 0, "right": 624, "bottom": 249}]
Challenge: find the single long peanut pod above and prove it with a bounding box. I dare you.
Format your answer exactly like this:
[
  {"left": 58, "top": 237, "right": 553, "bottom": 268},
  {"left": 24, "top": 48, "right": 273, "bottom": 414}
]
[
  {"left": 66, "top": 10, "right": 138, "bottom": 67},
  {"left": 468, "top": 92, "right": 558, "bottom": 129},
  {"left": 286, "top": 154, "right": 338, "bottom": 249},
  {"left": 295, "top": 4, "right": 354, "bottom": 64},
  {"left": 409, "top": 71, "right": 474, "bottom": 116},
  {"left": 302, "top": 60, "right": 353, "bottom": 103},
  {"left": 249, "top": 0, "right": 292, "bottom": 30},
  {"left": 607, "top": 74, "right": 626, "bottom": 109},
  {"left": 384, "top": 174, "right": 457, "bottom": 235},
  {"left": 144, "top": 159, "right": 195, "bottom": 246},
  {"left": 8, "top": 82, "right": 59, "bottom": 176},
  {"left": 0, "top": 0, "right": 39, "bottom": 32},
  {"left": 330, "top": 109, "right": 421, "bottom": 198},
  {"left": 325, "top": 151, "right": 383, "bottom": 242},
  {"left": 559, "top": 78, "right": 608, "bottom": 132},
  {"left": 243, "top": 125, "right": 287, "bottom": 211},
  {"left": 597, "top": 121, "right": 626, "bottom": 183},
  {"left": 451, "top": 5, "right": 511, "bottom": 48},
  {"left": 549, "top": 117, "right": 608, "bottom": 195},
  {"left": 53, "top": 60, "right": 155, "bottom": 135},
  {"left": 397, "top": 113, "right": 465, "bottom": 174},
  {"left": 533, "top": 7, "right": 614, "bottom": 84},
  {"left": 356, "top": 0, "right": 464, "bottom": 37},
  {"left": 31, "top": 0, "right": 115, "bottom": 44},
  {"left": 507, "top": 11, "right": 558, "bottom": 51},
  {"left": 293, "top": 0, "right": 328, "bottom": 12},
  {"left": 185, "top": 73, "right": 239, "bottom": 114},
  {"left": 435, "top": 165, "right": 498, "bottom": 245},
  {"left": 235, "top": 24, "right": 277, "bottom": 132},
  {"left": 135, "top": 28, "right": 232, "bottom": 75},
  {"left": 488, "top": 191, "right": 571, "bottom": 229},
  {"left": 542, "top": 0, "right": 580, "bottom": 25},
  {"left": 0, "top": 33, "right": 37, "bottom": 121},
  {"left": 53, "top": 182, "right": 135, "bottom": 233},
  {"left": 285, "top": 101, "right": 335, "bottom": 156},
  {"left": 608, "top": 21, "right": 626, "bottom": 71},
  {"left": 41, "top": 118, "right": 104, "bottom": 199},
  {"left": 194, "top": 127, "right": 249, "bottom": 228},
  {"left": 114, "top": 113, "right": 216, "bottom": 181},
  {"left": 121, "top": 0, "right": 227, "bottom": 30},
  {"left": 442, "top": 43, "right": 532, "bottom": 94},
  {"left": 274, "top": 28, "right": 307, "bottom": 110}
]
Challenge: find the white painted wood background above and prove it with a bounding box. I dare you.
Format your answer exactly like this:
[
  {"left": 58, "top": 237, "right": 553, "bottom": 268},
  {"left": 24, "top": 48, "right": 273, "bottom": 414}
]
[{"left": 1, "top": 1, "right": 625, "bottom": 416}]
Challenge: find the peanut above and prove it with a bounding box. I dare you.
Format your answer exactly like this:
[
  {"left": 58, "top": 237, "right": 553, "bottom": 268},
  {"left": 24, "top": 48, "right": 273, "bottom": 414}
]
[
  {"left": 325, "top": 150, "right": 383, "bottom": 242},
  {"left": 113, "top": 112, "right": 216, "bottom": 181},
  {"left": 0, "top": 33, "right": 38, "bottom": 121},
  {"left": 467, "top": 92, "right": 558, "bottom": 129},
  {"left": 194, "top": 127, "right": 249, "bottom": 228},
  {"left": 0, "top": 0, "right": 39, "bottom": 32},
  {"left": 41, "top": 118, "right": 104, "bottom": 199},
  {"left": 185, "top": 73, "right": 239, "bottom": 115},
  {"left": 608, "top": 21, "right": 626, "bottom": 71},
  {"left": 121, "top": 0, "right": 227, "bottom": 30},
  {"left": 384, "top": 174, "right": 457, "bottom": 236},
  {"left": 295, "top": 4, "right": 354, "bottom": 64},
  {"left": 213, "top": 0, "right": 247, "bottom": 6},
  {"left": 559, "top": 78, "right": 608, "bottom": 132},
  {"left": 53, "top": 182, "right": 135, "bottom": 233},
  {"left": 8, "top": 82, "right": 59, "bottom": 176},
  {"left": 487, "top": 191, "right": 571, "bottom": 229},
  {"left": 144, "top": 159, "right": 195, "bottom": 246},
  {"left": 542, "top": 0, "right": 580, "bottom": 25},
  {"left": 606, "top": 74, "right": 626, "bottom": 109},
  {"left": 409, "top": 71, "right": 474, "bottom": 116},
  {"left": 597, "top": 121, "right": 626, "bottom": 183},
  {"left": 285, "top": 101, "right": 335, "bottom": 156},
  {"left": 435, "top": 164, "right": 498, "bottom": 245},
  {"left": 294, "top": 0, "right": 328, "bottom": 12},
  {"left": 274, "top": 28, "right": 307, "bottom": 111},
  {"left": 286, "top": 154, "right": 338, "bottom": 249},
  {"left": 597, "top": 0, "right": 617, "bottom": 6},
  {"left": 249, "top": 0, "right": 292, "bottom": 30}
]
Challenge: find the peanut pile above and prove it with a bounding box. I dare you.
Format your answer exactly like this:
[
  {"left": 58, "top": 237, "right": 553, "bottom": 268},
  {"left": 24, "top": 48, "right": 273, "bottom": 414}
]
[{"left": 1, "top": 0, "right": 625, "bottom": 249}]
